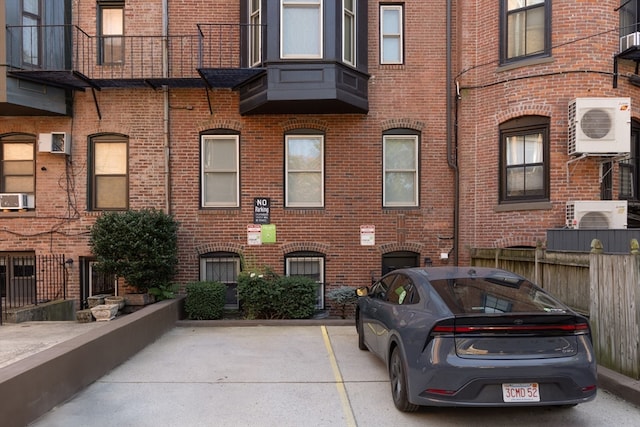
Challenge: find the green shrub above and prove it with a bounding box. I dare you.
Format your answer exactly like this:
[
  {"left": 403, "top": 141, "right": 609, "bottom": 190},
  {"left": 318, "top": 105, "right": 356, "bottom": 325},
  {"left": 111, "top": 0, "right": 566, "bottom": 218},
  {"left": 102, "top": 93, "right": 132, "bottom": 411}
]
[
  {"left": 237, "top": 269, "right": 317, "bottom": 319},
  {"left": 326, "top": 286, "right": 358, "bottom": 319},
  {"left": 184, "top": 281, "right": 226, "bottom": 320},
  {"left": 237, "top": 269, "right": 280, "bottom": 319},
  {"left": 273, "top": 275, "right": 317, "bottom": 319},
  {"left": 89, "top": 209, "right": 179, "bottom": 293}
]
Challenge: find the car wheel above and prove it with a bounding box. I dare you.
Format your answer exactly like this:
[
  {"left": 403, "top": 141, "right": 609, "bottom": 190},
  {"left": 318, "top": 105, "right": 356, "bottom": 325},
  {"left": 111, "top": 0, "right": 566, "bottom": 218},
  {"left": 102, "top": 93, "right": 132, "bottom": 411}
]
[
  {"left": 357, "top": 314, "right": 368, "bottom": 351},
  {"left": 389, "top": 347, "right": 419, "bottom": 412}
]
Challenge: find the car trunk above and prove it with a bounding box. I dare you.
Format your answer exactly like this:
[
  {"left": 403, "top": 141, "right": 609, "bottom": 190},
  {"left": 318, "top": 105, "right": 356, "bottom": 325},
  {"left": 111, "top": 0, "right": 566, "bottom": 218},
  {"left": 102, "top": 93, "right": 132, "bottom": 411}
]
[{"left": 443, "top": 314, "right": 589, "bottom": 360}]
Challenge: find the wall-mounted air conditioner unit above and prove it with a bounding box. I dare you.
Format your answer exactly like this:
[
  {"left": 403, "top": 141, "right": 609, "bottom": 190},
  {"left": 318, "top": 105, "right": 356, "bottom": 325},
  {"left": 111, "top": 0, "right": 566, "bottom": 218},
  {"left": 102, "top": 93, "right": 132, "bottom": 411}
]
[
  {"left": 568, "top": 98, "right": 631, "bottom": 156},
  {"left": 0, "top": 193, "right": 31, "bottom": 210},
  {"left": 38, "top": 132, "right": 71, "bottom": 155},
  {"left": 620, "top": 32, "right": 640, "bottom": 52},
  {"left": 566, "top": 200, "right": 628, "bottom": 229}
]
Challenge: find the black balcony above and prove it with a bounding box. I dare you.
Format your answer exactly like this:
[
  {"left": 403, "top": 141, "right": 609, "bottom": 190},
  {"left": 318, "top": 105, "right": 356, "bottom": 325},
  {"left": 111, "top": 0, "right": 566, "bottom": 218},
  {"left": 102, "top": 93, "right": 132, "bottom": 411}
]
[
  {"left": 3, "top": 22, "right": 368, "bottom": 115},
  {"left": 4, "top": 24, "right": 265, "bottom": 91}
]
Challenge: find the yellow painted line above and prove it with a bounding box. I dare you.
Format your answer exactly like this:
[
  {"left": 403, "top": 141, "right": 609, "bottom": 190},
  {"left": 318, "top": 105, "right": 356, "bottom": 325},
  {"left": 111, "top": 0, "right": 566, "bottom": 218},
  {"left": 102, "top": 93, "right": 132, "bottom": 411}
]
[{"left": 321, "top": 325, "right": 357, "bottom": 427}]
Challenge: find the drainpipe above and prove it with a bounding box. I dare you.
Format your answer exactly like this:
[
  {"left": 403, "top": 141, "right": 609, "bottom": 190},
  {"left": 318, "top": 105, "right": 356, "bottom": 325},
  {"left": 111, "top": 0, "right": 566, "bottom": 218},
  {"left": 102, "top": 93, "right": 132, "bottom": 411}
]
[
  {"left": 446, "top": 0, "right": 459, "bottom": 265},
  {"left": 162, "top": 0, "right": 171, "bottom": 214}
]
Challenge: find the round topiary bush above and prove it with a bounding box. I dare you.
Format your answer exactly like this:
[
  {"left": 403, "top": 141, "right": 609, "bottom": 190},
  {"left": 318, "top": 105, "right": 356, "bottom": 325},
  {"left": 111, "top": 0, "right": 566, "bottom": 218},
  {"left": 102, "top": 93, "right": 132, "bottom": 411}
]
[{"left": 89, "top": 209, "right": 179, "bottom": 293}]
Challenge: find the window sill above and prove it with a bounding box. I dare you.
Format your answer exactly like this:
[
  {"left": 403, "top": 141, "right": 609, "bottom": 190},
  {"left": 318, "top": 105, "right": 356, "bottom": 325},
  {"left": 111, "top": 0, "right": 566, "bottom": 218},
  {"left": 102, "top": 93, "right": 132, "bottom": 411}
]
[
  {"left": 497, "top": 55, "right": 554, "bottom": 73},
  {"left": 495, "top": 201, "right": 552, "bottom": 212},
  {"left": 0, "top": 210, "right": 36, "bottom": 217}
]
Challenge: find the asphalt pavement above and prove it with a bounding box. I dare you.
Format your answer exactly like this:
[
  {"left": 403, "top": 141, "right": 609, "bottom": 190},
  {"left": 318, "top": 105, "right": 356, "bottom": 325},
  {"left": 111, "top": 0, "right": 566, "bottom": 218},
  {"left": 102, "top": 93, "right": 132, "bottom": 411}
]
[{"left": 1, "top": 321, "right": 640, "bottom": 426}]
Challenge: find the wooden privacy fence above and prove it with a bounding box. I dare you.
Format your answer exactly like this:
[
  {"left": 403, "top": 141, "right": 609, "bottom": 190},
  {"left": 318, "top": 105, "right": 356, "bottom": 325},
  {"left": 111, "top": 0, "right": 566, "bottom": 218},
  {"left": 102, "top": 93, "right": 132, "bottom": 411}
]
[
  {"left": 470, "top": 247, "right": 640, "bottom": 379},
  {"left": 589, "top": 254, "right": 640, "bottom": 380}
]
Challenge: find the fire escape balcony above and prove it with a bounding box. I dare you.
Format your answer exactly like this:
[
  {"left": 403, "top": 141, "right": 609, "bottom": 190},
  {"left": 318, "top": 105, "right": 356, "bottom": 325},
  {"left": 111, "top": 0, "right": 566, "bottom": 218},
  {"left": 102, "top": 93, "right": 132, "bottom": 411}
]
[
  {"left": 4, "top": 22, "right": 368, "bottom": 115},
  {"left": 4, "top": 24, "right": 265, "bottom": 92}
]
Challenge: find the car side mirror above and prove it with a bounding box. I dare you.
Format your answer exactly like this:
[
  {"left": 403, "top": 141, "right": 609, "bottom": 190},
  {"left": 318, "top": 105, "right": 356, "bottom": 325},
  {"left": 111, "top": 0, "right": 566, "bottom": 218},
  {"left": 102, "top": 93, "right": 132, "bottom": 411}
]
[{"left": 356, "top": 286, "right": 369, "bottom": 297}]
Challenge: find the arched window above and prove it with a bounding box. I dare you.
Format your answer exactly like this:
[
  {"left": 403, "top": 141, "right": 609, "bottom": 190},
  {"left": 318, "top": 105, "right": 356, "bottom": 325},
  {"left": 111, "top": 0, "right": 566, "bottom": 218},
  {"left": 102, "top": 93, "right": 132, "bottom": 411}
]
[
  {"left": 88, "top": 133, "right": 128, "bottom": 210},
  {"left": 383, "top": 128, "right": 420, "bottom": 207},
  {"left": 200, "top": 252, "right": 242, "bottom": 309},
  {"left": 285, "top": 251, "right": 325, "bottom": 308},
  {"left": 0, "top": 133, "right": 35, "bottom": 198},
  {"left": 499, "top": 116, "right": 550, "bottom": 203}
]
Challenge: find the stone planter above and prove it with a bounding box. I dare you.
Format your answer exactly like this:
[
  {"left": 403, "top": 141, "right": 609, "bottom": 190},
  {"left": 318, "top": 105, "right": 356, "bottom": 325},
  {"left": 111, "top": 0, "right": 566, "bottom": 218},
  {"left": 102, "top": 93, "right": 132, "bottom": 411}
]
[
  {"left": 123, "top": 293, "right": 156, "bottom": 313},
  {"left": 90, "top": 304, "right": 120, "bottom": 321},
  {"left": 87, "top": 294, "right": 108, "bottom": 308},
  {"left": 124, "top": 293, "right": 155, "bottom": 306},
  {"left": 104, "top": 296, "right": 125, "bottom": 310}
]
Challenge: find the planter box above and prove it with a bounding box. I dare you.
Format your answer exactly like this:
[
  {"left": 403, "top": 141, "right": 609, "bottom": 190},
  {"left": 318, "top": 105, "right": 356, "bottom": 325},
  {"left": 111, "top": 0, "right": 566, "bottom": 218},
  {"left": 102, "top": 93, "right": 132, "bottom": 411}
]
[
  {"left": 104, "top": 296, "right": 125, "bottom": 310},
  {"left": 90, "top": 304, "right": 119, "bottom": 321},
  {"left": 124, "top": 293, "right": 156, "bottom": 306}
]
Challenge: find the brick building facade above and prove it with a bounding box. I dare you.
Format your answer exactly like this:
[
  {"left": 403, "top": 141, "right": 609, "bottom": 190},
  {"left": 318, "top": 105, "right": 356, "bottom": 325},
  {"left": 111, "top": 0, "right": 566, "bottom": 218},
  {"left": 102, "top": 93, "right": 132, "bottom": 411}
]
[{"left": 1, "top": 1, "right": 638, "bottom": 314}]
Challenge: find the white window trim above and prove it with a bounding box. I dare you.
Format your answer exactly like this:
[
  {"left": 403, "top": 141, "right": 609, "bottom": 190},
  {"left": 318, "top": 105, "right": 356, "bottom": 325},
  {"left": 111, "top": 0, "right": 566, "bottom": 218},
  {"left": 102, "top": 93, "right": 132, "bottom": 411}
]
[
  {"left": 201, "top": 135, "right": 240, "bottom": 208},
  {"left": 383, "top": 135, "right": 419, "bottom": 207},
  {"left": 380, "top": 4, "right": 403, "bottom": 65},
  {"left": 342, "top": 0, "right": 356, "bottom": 66},
  {"left": 286, "top": 256, "right": 324, "bottom": 309},
  {"left": 280, "top": 0, "right": 324, "bottom": 59},
  {"left": 249, "top": 0, "right": 262, "bottom": 67},
  {"left": 285, "top": 134, "right": 325, "bottom": 208}
]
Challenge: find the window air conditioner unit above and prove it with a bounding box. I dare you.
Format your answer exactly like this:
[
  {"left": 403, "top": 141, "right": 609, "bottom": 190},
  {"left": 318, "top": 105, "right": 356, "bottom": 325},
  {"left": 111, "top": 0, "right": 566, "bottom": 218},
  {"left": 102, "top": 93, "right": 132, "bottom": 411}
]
[
  {"left": 38, "top": 132, "right": 70, "bottom": 155},
  {"left": 0, "top": 193, "right": 30, "bottom": 210},
  {"left": 620, "top": 32, "right": 640, "bottom": 52},
  {"left": 566, "top": 200, "right": 628, "bottom": 229},
  {"left": 567, "top": 98, "right": 631, "bottom": 156}
]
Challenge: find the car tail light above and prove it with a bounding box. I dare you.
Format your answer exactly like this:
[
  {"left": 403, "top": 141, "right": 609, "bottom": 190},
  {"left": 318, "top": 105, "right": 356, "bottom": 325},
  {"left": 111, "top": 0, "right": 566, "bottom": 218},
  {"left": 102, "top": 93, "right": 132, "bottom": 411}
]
[
  {"left": 429, "top": 319, "right": 590, "bottom": 337},
  {"left": 447, "top": 322, "right": 590, "bottom": 335}
]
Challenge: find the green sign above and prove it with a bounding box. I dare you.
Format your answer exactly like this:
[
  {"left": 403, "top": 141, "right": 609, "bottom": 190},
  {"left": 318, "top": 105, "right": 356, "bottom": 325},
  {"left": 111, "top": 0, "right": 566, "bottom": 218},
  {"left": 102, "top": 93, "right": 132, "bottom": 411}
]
[{"left": 261, "top": 224, "right": 276, "bottom": 244}]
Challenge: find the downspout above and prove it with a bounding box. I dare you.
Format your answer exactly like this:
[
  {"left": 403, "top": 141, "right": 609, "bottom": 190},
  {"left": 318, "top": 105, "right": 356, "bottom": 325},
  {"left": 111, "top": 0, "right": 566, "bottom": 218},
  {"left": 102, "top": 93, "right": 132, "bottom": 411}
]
[
  {"left": 162, "top": 0, "right": 171, "bottom": 214},
  {"left": 446, "top": 0, "right": 459, "bottom": 265}
]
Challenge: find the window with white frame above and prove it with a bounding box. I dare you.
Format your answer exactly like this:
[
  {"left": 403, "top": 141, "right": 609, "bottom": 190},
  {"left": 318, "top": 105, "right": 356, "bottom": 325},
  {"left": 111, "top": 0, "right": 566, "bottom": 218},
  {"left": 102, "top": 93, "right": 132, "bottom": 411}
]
[
  {"left": 286, "top": 254, "right": 324, "bottom": 309},
  {"left": 383, "top": 134, "right": 418, "bottom": 207},
  {"left": 380, "top": 4, "right": 403, "bottom": 64},
  {"left": 281, "top": 0, "right": 323, "bottom": 58},
  {"left": 249, "top": 0, "right": 262, "bottom": 66},
  {"left": 501, "top": 0, "right": 550, "bottom": 63},
  {"left": 201, "top": 253, "right": 241, "bottom": 308},
  {"left": 343, "top": 0, "right": 356, "bottom": 66},
  {"left": 201, "top": 134, "right": 240, "bottom": 208},
  {"left": 285, "top": 134, "right": 324, "bottom": 207}
]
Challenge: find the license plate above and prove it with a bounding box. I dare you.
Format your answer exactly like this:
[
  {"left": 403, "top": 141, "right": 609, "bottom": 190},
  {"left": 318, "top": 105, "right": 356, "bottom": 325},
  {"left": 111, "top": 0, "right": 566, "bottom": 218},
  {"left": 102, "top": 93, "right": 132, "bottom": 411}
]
[{"left": 502, "top": 383, "right": 540, "bottom": 402}]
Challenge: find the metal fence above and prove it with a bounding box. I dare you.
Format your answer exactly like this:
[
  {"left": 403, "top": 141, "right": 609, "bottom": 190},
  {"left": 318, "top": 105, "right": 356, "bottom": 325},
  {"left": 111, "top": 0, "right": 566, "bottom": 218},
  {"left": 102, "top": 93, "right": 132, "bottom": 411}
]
[
  {"left": 0, "top": 254, "right": 68, "bottom": 325},
  {"left": 5, "top": 23, "right": 266, "bottom": 81}
]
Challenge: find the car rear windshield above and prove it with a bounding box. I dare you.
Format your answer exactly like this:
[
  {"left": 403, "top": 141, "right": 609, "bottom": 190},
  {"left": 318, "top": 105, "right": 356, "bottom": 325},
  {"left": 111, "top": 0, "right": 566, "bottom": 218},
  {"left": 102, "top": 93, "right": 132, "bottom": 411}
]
[{"left": 429, "top": 275, "right": 568, "bottom": 315}]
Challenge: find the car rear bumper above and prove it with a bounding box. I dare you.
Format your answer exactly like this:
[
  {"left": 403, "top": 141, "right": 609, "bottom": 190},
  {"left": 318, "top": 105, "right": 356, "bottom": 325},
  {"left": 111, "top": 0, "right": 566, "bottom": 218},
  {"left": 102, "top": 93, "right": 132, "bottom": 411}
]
[{"left": 406, "top": 345, "right": 598, "bottom": 407}]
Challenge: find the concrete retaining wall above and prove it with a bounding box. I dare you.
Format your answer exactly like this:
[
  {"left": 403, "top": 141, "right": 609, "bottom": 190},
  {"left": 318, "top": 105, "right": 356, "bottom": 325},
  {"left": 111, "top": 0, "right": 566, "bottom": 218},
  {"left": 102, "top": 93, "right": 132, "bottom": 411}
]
[
  {"left": 3, "top": 299, "right": 76, "bottom": 323},
  {"left": 0, "top": 297, "right": 184, "bottom": 427}
]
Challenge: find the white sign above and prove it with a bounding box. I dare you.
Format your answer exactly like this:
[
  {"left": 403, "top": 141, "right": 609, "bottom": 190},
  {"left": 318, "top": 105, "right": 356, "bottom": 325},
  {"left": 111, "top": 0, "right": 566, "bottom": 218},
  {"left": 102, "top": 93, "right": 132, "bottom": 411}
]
[
  {"left": 360, "top": 225, "right": 375, "bottom": 246},
  {"left": 247, "top": 224, "right": 262, "bottom": 245}
]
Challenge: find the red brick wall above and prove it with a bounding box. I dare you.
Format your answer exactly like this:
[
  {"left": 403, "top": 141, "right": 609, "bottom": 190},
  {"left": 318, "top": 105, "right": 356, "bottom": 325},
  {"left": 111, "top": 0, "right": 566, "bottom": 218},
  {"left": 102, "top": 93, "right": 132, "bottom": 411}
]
[
  {"left": 455, "top": 0, "right": 637, "bottom": 261},
  {"left": 3, "top": 1, "right": 631, "bottom": 312},
  {"left": 1, "top": 1, "right": 455, "bottom": 313}
]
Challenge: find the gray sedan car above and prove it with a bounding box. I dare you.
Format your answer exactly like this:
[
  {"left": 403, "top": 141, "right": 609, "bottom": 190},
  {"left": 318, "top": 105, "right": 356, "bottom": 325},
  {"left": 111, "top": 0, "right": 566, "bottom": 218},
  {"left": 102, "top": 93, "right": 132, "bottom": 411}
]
[{"left": 355, "top": 266, "right": 597, "bottom": 412}]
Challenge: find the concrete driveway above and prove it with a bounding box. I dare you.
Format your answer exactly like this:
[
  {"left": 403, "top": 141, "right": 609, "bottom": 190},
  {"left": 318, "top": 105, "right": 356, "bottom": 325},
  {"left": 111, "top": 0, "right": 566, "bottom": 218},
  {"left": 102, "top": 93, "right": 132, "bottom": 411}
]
[{"left": 29, "top": 325, "right": 640, "bottom": 427}]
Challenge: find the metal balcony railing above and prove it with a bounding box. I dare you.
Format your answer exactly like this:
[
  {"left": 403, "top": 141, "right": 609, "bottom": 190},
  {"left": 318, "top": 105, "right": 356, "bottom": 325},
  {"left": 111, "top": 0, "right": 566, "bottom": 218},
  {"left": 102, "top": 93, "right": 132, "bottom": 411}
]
[{"left": 5, "top": 24, "right": 265, "bottom": 90}]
